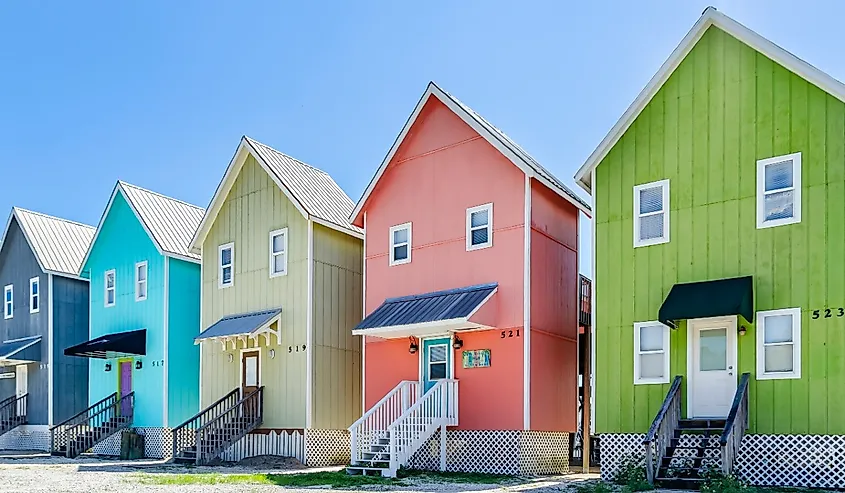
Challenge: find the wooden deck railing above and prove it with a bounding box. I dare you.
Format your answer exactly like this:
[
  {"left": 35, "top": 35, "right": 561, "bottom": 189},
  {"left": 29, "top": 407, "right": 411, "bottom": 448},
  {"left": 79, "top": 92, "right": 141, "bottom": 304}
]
[
  {"left": 720, "top": 373, "right": 750, "bottom": 476},
  {"left": 643, "top": 376, "right": 683, "bottom": 484},
  {"left": 171, "top": 387, "right": 240, "bottom": 461}
]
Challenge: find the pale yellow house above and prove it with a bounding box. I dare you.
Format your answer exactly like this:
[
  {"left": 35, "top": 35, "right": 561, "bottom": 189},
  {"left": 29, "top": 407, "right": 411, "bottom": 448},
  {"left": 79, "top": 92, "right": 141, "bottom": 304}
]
[{"left": 175, "top": 136, "right": 362, "bottom": 466}]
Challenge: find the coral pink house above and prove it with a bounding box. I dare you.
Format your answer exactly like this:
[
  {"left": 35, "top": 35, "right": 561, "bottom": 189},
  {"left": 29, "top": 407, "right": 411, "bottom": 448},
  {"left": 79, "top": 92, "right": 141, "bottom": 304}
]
[{"left": 347, "top": 82, "right": 590, "bottom": 476}]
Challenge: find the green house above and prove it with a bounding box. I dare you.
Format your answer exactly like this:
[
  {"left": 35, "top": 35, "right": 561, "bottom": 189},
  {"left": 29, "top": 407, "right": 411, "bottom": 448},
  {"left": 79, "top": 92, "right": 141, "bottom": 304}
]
[{"left": 575, "top": 8, "right": 845, "bottom": 490}]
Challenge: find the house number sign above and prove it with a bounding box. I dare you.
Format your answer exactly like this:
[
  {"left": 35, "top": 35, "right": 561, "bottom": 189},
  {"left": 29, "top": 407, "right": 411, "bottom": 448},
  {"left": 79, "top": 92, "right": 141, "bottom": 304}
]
[
  {"left": 812, "top": 308, "right": 845, "bottom": 319},
  {"left": 0, "top": 373, "right": 13, "bottom": 380}
]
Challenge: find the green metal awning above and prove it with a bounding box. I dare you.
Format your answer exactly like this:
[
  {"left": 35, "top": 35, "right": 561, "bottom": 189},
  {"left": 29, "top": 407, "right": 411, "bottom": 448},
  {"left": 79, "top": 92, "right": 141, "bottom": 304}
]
[{"left": 658, "top": 276, "right": 753, "bottom": 328}]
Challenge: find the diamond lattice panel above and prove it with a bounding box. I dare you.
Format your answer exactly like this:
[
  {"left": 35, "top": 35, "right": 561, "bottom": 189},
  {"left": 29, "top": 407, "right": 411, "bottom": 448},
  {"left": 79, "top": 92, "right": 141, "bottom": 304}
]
[
  {"left": 305, "top": 429, "right": 350, "bottom": 467},
  {"left": 735, "top": 434, "right": 845, "bottom": 489},
  {"left": 409, "top": 430, "right": 521, "bottom": 474},
  {"left": 519, "top": 432, "right": 570, "bottom": 475},
  {"left": 599, "top": 434, "right": 645, "bottom": 481},
  {"left": 0, "top": 426, "right": 50, "bottom": 451},
  {"left": 91, "top": 427, "right": 170, "bottom": 458}
]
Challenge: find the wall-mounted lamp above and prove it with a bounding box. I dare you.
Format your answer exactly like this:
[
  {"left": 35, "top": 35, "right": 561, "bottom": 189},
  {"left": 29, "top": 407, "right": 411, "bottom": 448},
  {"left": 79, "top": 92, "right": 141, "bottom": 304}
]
[
  {"left": 228, "top": 354, "right": 234, "bottom": 363},
  {"left": 104, "top": 363, "right": 112, "bottom": 372},
  {"left": 738, "top": 325, "right": 747, "bottom": 336},
  {"left": 135, "top": 360, "right": 143, "bottom": 370},
  {"left": 408, "top": 337, "right": 418, "bottom": 354},
  {"left": 269, "top": 349, "right": 276, "bottom": 359},
  {"left": 452, "top": 336, "right": 464, "bottom": 350}
]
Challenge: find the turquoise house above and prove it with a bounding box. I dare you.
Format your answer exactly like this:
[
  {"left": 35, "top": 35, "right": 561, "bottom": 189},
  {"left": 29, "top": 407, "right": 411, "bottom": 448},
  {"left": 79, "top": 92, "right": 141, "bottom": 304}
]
[{"left": 67, "top": 181, "right": 204, "bottom": 458}]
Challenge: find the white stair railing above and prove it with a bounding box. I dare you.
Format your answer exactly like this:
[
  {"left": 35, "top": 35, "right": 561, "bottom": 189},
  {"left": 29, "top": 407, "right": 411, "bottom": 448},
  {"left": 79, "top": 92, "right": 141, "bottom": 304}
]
[
  {"left": 388, "top": 379, "right": 458, "bottom": 474},
  {"left": 349, "top": 380, "right": 420, "bottom": 465}
]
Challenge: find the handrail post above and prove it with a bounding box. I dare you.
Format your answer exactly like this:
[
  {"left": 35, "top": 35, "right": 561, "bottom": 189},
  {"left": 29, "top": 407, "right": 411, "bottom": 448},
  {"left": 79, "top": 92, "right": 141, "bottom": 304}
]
[{"left": 645, "top": 442, "right": 654, "bottom": 484}]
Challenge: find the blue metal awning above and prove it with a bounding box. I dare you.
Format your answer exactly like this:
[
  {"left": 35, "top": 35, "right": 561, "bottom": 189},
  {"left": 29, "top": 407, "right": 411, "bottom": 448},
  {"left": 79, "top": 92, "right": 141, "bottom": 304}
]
[
  {"left": 353, "top": 283, "right": 498, "bottom": 338},
  {"left": 195, "top": 308, "right": 282, "bottom": 343},
  {"left": 0, "top": 336, "right": 42, "bottom": 364}
]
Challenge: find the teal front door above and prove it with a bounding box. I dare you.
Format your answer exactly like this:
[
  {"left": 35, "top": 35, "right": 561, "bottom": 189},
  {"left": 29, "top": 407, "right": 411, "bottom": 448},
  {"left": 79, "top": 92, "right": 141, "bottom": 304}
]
[{"left": 422, "top": 337, "right": 451, "bottom": 392}]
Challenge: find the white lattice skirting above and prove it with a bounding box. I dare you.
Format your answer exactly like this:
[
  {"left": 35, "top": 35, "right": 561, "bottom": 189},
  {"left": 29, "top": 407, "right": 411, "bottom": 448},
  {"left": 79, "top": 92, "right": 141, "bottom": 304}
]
[
  {"left": 600, "top": 433, "right": 845, "bottom": 489},
  {"left": 222, "top": 430, "right": 304, "bottom": 463},
  {"left": 305, "top": 429, "right": 350, "bottom": 467},
  {"left": 0, "top": 425, "right": 50, "bottom": 451},
  {"left": 408, "top": 430, "right": 570, "bottom": 475},
  {"left": 92, "top": 427, "right": 171, "bottom": 459}
]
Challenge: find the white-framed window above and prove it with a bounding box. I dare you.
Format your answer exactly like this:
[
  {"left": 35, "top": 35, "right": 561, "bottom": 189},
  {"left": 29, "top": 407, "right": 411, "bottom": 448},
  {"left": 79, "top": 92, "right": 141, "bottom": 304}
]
[
  {"left": 104, "top": 270, "right": 116, "bottom": 307},
  {"left": 633, "top": 179, "right": 670, "bottom": 247},
  {"left": 633, "top": 321, "right": 670, "bottom": 384},
  {"left": 219, "top": 243, "right": 234, "bottom": 288},
  {"left": 466, "top": 203, "right": 493, "bottom": 251},
  {"left": 29, "top": 277, "right": 39, "bottom": 314},
  {"left": 757, "top": 152, "right": 801, "bottom": 229},
  {"left": 135, "top": 261, "right": 148, "bottom": 302},
  {"left": 756, "top": 307, "right": 801, "bottom": 380},
  {"left": 3, "top": 285, "right": 12, "bottom": 319},
  {"left": 269, "top": 228, "right": 288, "bottom": 278},
  {"left": 389, "top": 223, "right": 411, "bottom": 266}
]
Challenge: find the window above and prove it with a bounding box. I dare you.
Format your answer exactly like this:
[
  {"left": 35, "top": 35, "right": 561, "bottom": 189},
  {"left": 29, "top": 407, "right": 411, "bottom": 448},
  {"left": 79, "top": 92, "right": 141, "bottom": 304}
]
[
  {"left": 29, "top": 277, "right": 39, "bottom": 314},
  {"left": 757, "top": 152, "right": 801, "bottom": 229},
  {"left": 3, "top": 285, "right": 12, "bottom": 319},
  {"left": 427, "top": 344, "right": 448, "bottom": 381},
  {"left": 756, "top": 308, "right": 801, "bottom": 380},
  {"left": 466, "top": 203, "right": 493, "bottom": 251},
  {"left": 219, "top": 243, "right": 234, "bottom": 288},
  {"left": 633, "top": 179, "right": 670, "bottom": 247},
  {"left": 269, "top": 229, "right": 288, "bottom": 277},
  {"left": 104, "top": 270, "right": 116, "bottom": 307},
  {"left": 633, "top": 322, "right": 670, "bottom": 384},
  {"left": 389, "top": 223, "right": 411, "bottom": 266},
  {"left": 135, "top": 261, "right": 148, "bottom": 302}
]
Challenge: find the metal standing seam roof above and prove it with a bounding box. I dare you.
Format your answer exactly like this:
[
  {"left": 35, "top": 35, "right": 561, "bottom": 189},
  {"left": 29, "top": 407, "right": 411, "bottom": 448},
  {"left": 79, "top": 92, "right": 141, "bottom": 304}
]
[
  {"left": 118, "top": 182, "right": 206, "bottom": 261},
  {"left": 244, "top": 137, "right": 363, "bottom": 236},
  {"left": 4, "top": 208, "right": 96, "bottom": 277},
  {"left": 195, "top": 308, "right": 282, "bottom": 341},
  {"left": 355, "top": 283, "right": 498, "bottom": 330}
]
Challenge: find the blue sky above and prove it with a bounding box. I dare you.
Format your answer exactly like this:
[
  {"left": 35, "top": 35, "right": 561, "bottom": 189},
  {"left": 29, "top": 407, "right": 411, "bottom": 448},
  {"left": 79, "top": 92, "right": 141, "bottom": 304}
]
[{"left": 1, "top": 1, "right": 843, "bottom": 275}]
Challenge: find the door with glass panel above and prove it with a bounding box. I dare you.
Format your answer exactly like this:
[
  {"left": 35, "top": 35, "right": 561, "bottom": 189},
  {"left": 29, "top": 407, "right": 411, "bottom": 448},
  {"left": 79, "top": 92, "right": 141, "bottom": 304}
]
[
  {"left": 689, "top": 317, "right": 737, "bottom": 418},
  {"left": 422, "top": 337, "right": 451, "bottom": 393}
]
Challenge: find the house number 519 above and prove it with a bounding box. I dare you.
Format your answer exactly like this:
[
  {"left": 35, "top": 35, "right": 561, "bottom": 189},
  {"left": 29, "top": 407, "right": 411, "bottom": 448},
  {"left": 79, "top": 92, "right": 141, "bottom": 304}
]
[{"left": 500, "top": 330, "right": 520, "bottom": 338}]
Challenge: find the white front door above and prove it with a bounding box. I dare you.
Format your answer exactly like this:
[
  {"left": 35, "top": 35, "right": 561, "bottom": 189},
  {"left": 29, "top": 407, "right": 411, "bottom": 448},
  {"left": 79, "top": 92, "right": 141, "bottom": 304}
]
[
  {"left": 15, "top": 365, "right": 27, "bottom": 397},
  {"left": 689, "top": 317, "right": 737, "bottom": 418}
]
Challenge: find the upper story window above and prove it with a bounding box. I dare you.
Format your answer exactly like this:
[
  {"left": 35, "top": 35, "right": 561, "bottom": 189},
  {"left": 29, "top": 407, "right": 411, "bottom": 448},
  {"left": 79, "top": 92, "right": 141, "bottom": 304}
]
[
  {"left": 633, "top": 321, "right": 670, "bottom": 384},
  {"left": 466, "top": 203, "right": 493, "bottom": 251},
  {"left": 135, "top": 261, "right": 148, "bottom": 302},
  {"left": 633, "top": 179, "right": 670, "bottom": 247},
  {"left": 219, "top": 243, "right": 234, "bottom": 288},
  {"left": 269, "top": 228, "right": 288, "bottom": 278},
  {"left": 104, "top": 270, "right": 116, "bottom": 307},
  {"left": 756, "top": 307, "right": 801, "bottom": 380},
  {"left": 4, "top": 285, "right": 12, "bottom": 319},
  {"left": 29, "top": 277, "right": 39, "bottom": 314},
  {"left": 757, "top": 152, "right": 801, "bottom": 229},
  {"left": 389, "top": 223, "right": 412, "bottom": 266}
]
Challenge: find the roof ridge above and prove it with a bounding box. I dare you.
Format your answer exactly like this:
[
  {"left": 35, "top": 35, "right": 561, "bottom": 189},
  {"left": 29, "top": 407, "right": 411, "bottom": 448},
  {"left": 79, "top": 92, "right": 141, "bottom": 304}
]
[
  {"left": 12, "top": 207, "right": 96, "bottom": 231},
  {"left": 243, "top": 136, "right": 330, "bottom": 176},
  {"left": 117, "top": 181, "right": 205, "bottom": 211}
]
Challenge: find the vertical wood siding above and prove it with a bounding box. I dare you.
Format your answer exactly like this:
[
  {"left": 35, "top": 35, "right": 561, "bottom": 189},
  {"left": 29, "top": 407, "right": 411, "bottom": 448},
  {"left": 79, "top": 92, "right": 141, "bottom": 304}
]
[
  {"left": 594, "top": 26, "right": 845, "bottom": 435},
  {"left": 52, "top": 276, "right": 90, "bottom": 424},
  {"left": 166, "top": 257, "right": 200, "bottom": 427}
]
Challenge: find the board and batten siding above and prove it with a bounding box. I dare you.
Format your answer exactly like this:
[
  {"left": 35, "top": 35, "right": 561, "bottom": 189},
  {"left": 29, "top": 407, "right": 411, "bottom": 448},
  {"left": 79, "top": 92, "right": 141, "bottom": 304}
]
[
  {"left": 51, "top": 276, "right": 90, "bottom": 424},
  {"left": 311, "top": 223, "right": 363, "bottom": 430},
  {"left": 595, "top": 26, "right": 845, "bottom": 436},
  {"left": 200, "top": 154, "right": 309, "bottom": 429},
  {"left": 166, "top": 257, "right": 201, "bottom": 427}
]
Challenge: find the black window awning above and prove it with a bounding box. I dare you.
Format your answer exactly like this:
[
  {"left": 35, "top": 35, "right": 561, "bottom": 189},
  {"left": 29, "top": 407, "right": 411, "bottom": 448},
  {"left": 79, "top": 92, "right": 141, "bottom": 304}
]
[
  {"left": 64, "top": 329, "right": 146, "bottom": 359},
  {"left": 658, "top": 276, "right": 753, "bottom": 328}
]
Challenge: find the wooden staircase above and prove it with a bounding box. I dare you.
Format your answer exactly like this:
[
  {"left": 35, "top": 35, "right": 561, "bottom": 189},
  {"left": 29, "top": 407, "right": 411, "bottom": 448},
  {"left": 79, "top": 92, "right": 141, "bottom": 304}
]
[
  {"left": 654, "top": 418, "right": 726, "bottom": 489},
  {"left": 171, "top": 387, "right": 264, "bottom": 465},
  {"left": 0, "top": 394, "right": 28, "bottom": 438},
  {"left": 50, "top": 392, "right": 135, "bottom": 458}
]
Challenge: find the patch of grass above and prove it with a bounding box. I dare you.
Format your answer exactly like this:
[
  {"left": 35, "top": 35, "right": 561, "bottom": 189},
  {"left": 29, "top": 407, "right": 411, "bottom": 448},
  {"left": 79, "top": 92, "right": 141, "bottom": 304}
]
[
  {"left": 399, "top": 469, "right": 517, "bottom": 484},
  {"left": 575, "top": 481, "right": 615, "bottom": 493},
  {"left": 136, "top": 471, "right": 403, "bottom": 488}
]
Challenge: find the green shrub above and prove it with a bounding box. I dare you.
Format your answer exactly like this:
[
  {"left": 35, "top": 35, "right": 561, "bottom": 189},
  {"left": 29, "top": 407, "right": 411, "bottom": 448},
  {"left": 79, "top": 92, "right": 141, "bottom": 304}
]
[
  {"left": 613, "top": 457, "right": 652, "bottom": 491},
  {"left": 700, "top": 468, "right": 748, "bottom": 493},
  {"left": 575, "top": 481, "right": 615, "bottom": 493}
]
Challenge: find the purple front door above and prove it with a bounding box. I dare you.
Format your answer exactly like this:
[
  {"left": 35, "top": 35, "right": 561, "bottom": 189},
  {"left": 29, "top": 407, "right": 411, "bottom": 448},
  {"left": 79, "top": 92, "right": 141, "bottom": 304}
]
[{"left": 119, "top": 361, "right": 132, "bottom": 416}]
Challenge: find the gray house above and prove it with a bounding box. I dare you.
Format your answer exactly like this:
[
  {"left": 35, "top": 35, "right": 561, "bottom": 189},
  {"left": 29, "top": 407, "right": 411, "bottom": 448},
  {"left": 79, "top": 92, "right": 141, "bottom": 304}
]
[{"left": 0, "top": 208, "right": 94, "bottom": 450}]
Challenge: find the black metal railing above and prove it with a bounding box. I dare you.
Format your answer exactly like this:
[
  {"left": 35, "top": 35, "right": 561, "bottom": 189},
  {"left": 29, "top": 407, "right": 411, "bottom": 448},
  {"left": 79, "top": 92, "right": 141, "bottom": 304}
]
[
  {"left": 579, "top": 275, "right": 592, "bottom": 327},
  {"left": 643, "top": 376, "right": 683, "bottom": 484},
  {"left": 50, "top": 392, "right": 135, "bottom": 458},
  {"left": 171, "top": 387, "right": 240, "bottom": 461},
  {"left": 720, "top": 373, "right": 750, "bottom": 475},
  {"left": 192, "top": 387, "right": 264, "bottom": 465},
  {"left": 0, "top": 393, "right": 28, "bottom": 435}
]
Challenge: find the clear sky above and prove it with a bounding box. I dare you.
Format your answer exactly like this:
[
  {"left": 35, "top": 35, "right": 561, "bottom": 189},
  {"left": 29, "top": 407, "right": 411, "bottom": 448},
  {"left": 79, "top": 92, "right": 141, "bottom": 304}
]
[{"left": 1, "top": 1, "right": 843, "bottom": 275}]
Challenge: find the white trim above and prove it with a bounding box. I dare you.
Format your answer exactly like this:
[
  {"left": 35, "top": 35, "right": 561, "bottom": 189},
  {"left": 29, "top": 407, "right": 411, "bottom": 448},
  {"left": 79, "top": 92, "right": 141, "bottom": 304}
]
[
  {"left": 350, "top": 82, "right": 590, "bottom": 222},
  {"left": 3, "top": 284, "right": 12, "bottom": 320},
  {"left": 590, "top": 169, "right": 596, "bottom": 431},
  {"left": 756, "top": 152, "right": 802, "bottom": 229},
  {"left": 388, "top": 222, "right": 412, "bottom": 266},
  {"left": 523, "top": 175, "right": 531, "bottom": 430},
  {"left": 162, "top": 257, "right": 169, "bottom": 427},
  {"left": 305, "top": 220, "right": 314, "bottom": 429},
  {"left": 633, "top": 321, "right": 670, "bottom": 385},
  {"left": 238, "top": 346, "right": 264, "bottom": 392},
  {"left": 310, "top": 216, "right": 364, "bottom": 240},
  {"left": 134, "top": 261, "right": 148, "bottom": 302},
  {"left": 687, "top": 316, "right": 738, "bottom": 418},
  {"left": 351, "top": 318, "right": 493, "bottom": 339},
  {"left": 574, "top": 7, "right": 845, "bottom": 192},
  {"left": 418, "top": 335, "right": 455, "bottom": 387},
  {"left": 29, "top": 277, "right": 39, "bottom": 314},
  {"left": 198, "top": 251, "right": 204, "bottom": 406},
  {"left": 268, "top": 228, "right": 289, "bottom": 278},
  {"left": 47, "top": 273, "right": 53, "bottom": 426},
  {"left": 218, "top": 243, "right": 234, "bottom": 289},
  {"left": 633, "top": 179, "right": 670, "bottom": 248},
  {"left": 756, "top": 307, "right": 802, "bottom": 380},
  {"left": 362, "top": 211, "right": 367, "bottom": 412},
  {"left": 466, "top": 203, "right": 493, "bottom": 251},
  {"left": 104, "top": 269, "right": 116, "bottom": 307}
]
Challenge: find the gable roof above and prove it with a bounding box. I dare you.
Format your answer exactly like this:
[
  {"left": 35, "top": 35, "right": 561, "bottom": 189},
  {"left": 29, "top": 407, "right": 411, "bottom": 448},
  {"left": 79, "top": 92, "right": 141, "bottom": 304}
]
[
  {"left": 0, "top": 208, "right": 95, "bottom": 279},
  {"left": 350, "top": 82, "right": 591, "bottom": 224},
  {"left": 190, "top": 136, "right": 362, "bottom": 253},
  {"left": 82, "top": 181, "right": 205, "bottom": 268},
  {"left": 574, "top": 6, "right": 845, "bottom": 193}
]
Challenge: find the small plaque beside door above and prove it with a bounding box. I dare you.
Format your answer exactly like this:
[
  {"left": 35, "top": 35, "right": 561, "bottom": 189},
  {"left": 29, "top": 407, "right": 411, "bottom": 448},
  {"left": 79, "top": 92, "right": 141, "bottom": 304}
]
[
  {"left": 0, "top": 373, "right": 13, "bottom": 380},
  {"left": 462, "top": 349, "right": 491, "bottom": 369}
]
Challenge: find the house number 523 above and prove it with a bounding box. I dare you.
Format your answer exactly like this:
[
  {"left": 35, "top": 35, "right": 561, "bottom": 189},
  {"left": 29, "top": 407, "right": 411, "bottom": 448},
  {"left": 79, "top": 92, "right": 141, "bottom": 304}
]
[
  {"left": 812, "top": 308, "right": 845, "bottom": 319},
  {"left": 500, "top": 330, "right": 520, "bottom": 338}
]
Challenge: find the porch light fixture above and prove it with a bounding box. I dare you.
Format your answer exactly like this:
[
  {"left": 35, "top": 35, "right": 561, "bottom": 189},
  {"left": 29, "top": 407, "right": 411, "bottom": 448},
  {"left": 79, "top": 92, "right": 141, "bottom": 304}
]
[
  {"left": 105, "top": 363, "right": 112, "bottom": 372},
  {"left": 739, "top": 325, "right": 747, "bottom": 336},
  {"left": 135, "top": 360, "right": 142, "bottom": 370},
  {"left": 228, "top": 353, "right": 234, "bottom": 363},
  {"left": 452, "top": 337, "right": 463, "bottom": 350},
  {"left": 408, "top": 337, "right": 418, "bottom": 354},
  {"left": 269, "top": 349, "right": 276, "bottom": 359}
]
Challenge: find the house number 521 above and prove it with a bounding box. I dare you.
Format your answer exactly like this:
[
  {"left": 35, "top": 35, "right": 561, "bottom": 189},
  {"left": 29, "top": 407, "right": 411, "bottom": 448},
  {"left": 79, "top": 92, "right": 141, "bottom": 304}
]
[{"left": 500, "top": 330, "right": 521, "bottom": 338}]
